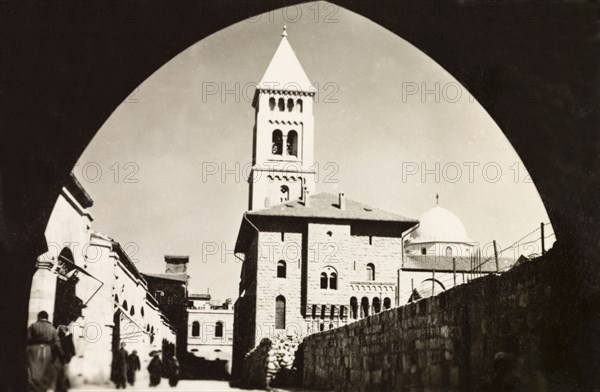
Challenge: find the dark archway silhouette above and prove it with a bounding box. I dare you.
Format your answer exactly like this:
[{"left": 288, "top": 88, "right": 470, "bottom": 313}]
[{"left": 1, "top": 2, "right": 598, "bottom": 390}]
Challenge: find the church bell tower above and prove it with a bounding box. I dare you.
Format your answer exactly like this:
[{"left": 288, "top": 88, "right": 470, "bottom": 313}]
[{"left": 248, "top": 27, "right": 317, "bottom": 211}]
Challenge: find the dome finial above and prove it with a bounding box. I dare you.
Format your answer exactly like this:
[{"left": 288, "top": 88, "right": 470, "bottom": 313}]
[
  {"left": 282, "top": 25, "right": 288, "bottom": 37},
  {"left": 436, "top": 193, "right": 439, "bottom": 205}
]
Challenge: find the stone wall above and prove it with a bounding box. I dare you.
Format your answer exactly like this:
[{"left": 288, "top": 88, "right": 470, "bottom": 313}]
[{"left": 301, "top": 247, "right": 592, "bottom": 391}]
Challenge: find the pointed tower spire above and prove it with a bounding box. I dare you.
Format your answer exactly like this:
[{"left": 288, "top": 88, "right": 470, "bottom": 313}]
[
  {"left": 256, "top": 29, "right": 313, "bottom": 93},
  {"left": 248, "top": 33, "right": 317, "bottom": 211}
]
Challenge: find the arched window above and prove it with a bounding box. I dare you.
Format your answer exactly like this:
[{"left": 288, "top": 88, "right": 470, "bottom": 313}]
[
  {"left": 192, "top": 321, "right": 200, "bottom": 337},
  {"left": 275, "top": 296, "right": 286, "bottom": 329},
  {"left": 296, "top": 99, "right": 303, "bottom": 113},
  {"left": 140, "top": 307, "right": 145, "bottom": 317},
  {"left": 360, "top": 297, "right": 369, "bottom": 318},
  {"left": 329, "top": 272, "right": 338, "bottom": 290},
  {"left": 122, "top": 300, "right": 128, "bottom": 311},
  {"left": 114, "top": 294, "right": 119, "bottom": 304},
  {"left": 383, "top": 297, "right": 392, "bottom": 310},
  {"left": 130, "top": 306, "right": 135, "bottom": 316},
  {"left": 320, "top": 324, "right": 324, "bottom": 332},
  {"left": 330, "top": 305, "right": 336, "bottom": 319},
  {"left": 340, "top": 306, "right": 346, "bottom": 319},
  {"left": 215, "top": 321, "right": 223, "bottom": 338},
  {"left": 366, "top": 263, "right": 375, "bottom": 281},
  {"left": 350, "top": 297, "right": 358, "bottom": 319},
  {"left": 280, "top": 185, "right": 290, "bottom": 202},
  {"left": 269, "top": 97, "right": 276, "bottom": 111},
  {"left": 287, "top": 98, "right": 294, "bottom": 112},
  {"left": 287, "top": 130, "right": 298, "bottom": 157},
  {"left": 372, "top": 297, "right": 381, "bottom": 313},
  {"left": 272, "top": 130, "right": 283, "bottom": 155},
  {"left": 321, "top": 305, "right": 326, "bottom": 319},
  {"left": 278, "top": 98, "right": 285, "bottom": 111},
  {"left": 421, "top": 247, "right": 427, "bottom": 255},
  {"left": 312, "top": 305, "right": 317, "bottom": 319},
  {"left": 445, "top": 246, "right": 453, "bottom": 256},
  {"left": 320, "top": 273, "right": 328, "bottom": 289},
  {"left": 277, "top": 260, "right": 286, "bottom": 278}
]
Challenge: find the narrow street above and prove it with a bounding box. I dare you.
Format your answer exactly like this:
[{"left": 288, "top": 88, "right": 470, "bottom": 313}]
[{"left": 71, "top": 380, "right": 263, "bottom": 391}]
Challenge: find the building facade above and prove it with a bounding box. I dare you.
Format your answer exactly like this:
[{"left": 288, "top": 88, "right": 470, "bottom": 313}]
[
  {"left": 28, "top": 174, "right": 93, "bottom": 328},
  {"left": 399, "top": 202, "right": 514, "bottom": 304},
  {"left": 231, "top": 29, "right": 518, "bottom": 379},
  {"left": 27, "top": 175, "right": 177, "bottom": 387},
  {"left": 87, "top": 233, "right": 177, "bottom": 386},
  {"left": 187, "top": 294, "right": 234, "bottom": 377},
  {"left": 232, "top": 31, "right": 420, "bottom": 377},
  {"left": 232, "top": 192, "right": 417, "bottom": 376},
  {"left": 142, "top": 255, "right": 190, "bottom": 360}
]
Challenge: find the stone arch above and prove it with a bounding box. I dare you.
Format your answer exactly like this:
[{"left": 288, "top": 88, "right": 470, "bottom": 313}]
[
  {"left": 215, "top": 321, "right": 224, "bottom": 338},
  {"left": 277, "top": 260, "right": 286, "bottom": 278},
  {"left": 272, "top": 129, "right": 283, "bottom": 155},
  {"left": 2, "top": 4, "right": 587, "bottom": 390},
  {"left": 350, "top": 297, "right": 358, "bottom": 319},
  {"left": 360, "top": 297, "right": 369, "bottom": 318},
  {"left": 384, "top": 297, "right": 392, "bottom": 310},
  {"left": 366, "top": 263, "right": 375, "bottom": 281},
  {"left": 275, "top": 295, "right": 286, "bottom": 330},
  {"left": 372, "top": 297, "right": 381, "bottom": 313},
  {"left": 287, "top": 130, "right": 298, "bottom": 157}
]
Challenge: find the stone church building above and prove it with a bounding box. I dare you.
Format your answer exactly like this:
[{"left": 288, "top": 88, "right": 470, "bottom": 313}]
[
  {"left": 232, "top": 30, "right": 418, "bottom": 377},
  {"left": 232, "top": 29, "right": 513, "bottom": 378}
]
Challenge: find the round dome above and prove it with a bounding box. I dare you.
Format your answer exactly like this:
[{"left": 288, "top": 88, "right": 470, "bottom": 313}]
[{"left": 409, "top": 205, "right": 471, "bottom": 243}]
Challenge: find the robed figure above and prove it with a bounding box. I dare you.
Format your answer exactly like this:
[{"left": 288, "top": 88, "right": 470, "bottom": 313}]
[
  {"left": 126, "top": 350, "right": 141, "bottom": 386},
  {"left": 147, "top": 351, "right": 162, "bottom": 387},
  {"left": 111, "top": 342, "right": 129, "bottom": 389},
  {"left": 55, "top": 325, "right": 76, "bottom": 392},
  {"left": 26, "top": 311, "right": 64, "bottom": 392}
]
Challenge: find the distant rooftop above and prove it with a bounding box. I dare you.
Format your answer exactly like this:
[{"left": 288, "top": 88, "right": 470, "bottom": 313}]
[
  {"left": 188, "top": 293, "right": 211, "bottom": 301},
  {"left": 248, "top": 192, "right": 417, "bottom": 223},
  {"left": 142, "top": 272, "right": 188, "bottom": 282},
  {"left": 236, "top": 192, "right": 418, "bottom": 253},
  {"left": 164, "top": 255, "right": 189, "bottom": 264}
]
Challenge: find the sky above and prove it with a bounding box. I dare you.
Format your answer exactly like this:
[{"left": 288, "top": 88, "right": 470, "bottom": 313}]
[{"left": 74, "top": 2, "right": 553, "bottom": 303}]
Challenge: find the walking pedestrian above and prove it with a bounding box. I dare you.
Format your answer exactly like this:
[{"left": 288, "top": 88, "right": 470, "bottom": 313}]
[
  {"left": 165, "top": 355, "right": 180, "bottom": 387},
  {"left": 111, "top": 342, "right": 129, "bottom": 389},
  {"left": 147, "top": 351, "right": 163, "bottom": 387},
  {"left": 126, "top": 350, "right": 141, "bottom": 386},
  {"left": 55, "top": 325, "right": 75, "bottom": 392},
  {"left": 26, "top": 311, "right": 63, "bottom": 392}
]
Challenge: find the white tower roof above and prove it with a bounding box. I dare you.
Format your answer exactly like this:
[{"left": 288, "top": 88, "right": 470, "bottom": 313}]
[
  {"left": 409, "top": 205, "right": 472, "bottom": 244},
  {"left": 257, "top": 27, "right": 314, "bottom": 93}
]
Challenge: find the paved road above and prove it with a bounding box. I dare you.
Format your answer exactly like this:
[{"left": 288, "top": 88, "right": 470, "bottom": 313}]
[{"left": 71, "top": 380, "right": 263, "bottom": 391}]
